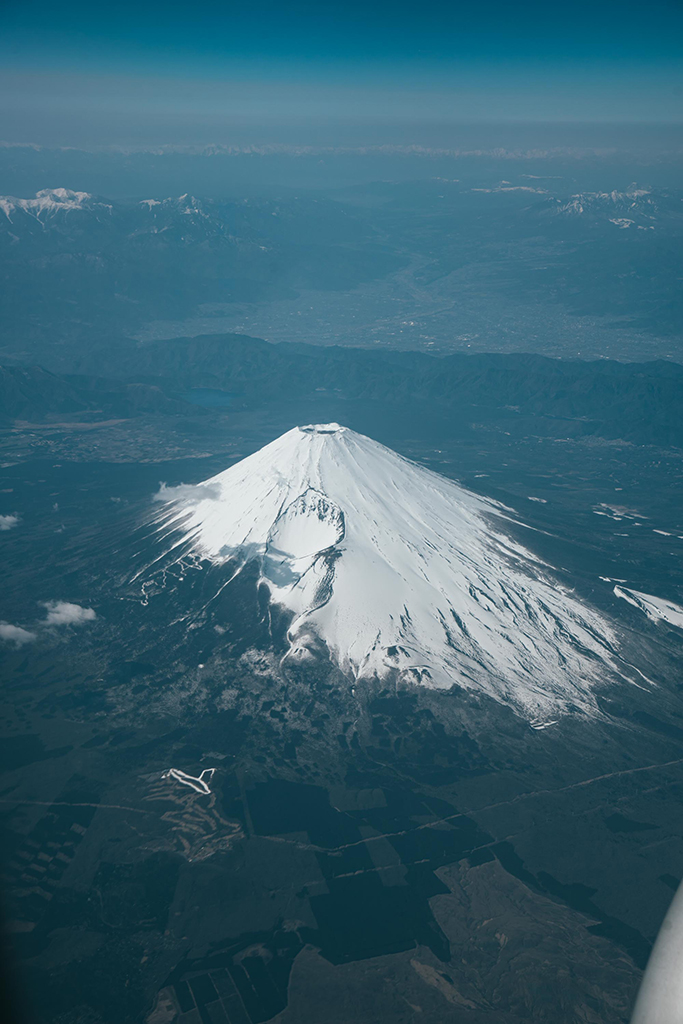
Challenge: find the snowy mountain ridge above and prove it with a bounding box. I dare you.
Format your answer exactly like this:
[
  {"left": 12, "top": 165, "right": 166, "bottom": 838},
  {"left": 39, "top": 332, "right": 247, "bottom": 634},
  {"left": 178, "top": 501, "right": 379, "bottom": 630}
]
[
  {"left": 139, "top": 194, "right": 209, "bottom": 218},
  {"left": 0, "top": 188, "right": 107, "bottom": 221},
  {"left": 537, "top": 185, "right": 683, "bottom": 230},
  {"left": 155, "top": 425, "right": 632, "bottom": 716}
]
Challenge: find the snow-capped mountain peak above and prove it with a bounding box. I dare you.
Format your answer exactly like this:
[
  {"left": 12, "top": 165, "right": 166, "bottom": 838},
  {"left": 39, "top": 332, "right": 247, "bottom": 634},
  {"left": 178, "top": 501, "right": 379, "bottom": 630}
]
[
  {"left": 155, "top": 424, "right": 624, "bottom": 716},
  {"left": 538, "top": 185, "right": 682, "bottom": 229},
  {"left": 139, "top": 194, "right": 208, "bottom": 218},
  {"left": 0, "top": 188, "right": 101, "bottom": 221}
]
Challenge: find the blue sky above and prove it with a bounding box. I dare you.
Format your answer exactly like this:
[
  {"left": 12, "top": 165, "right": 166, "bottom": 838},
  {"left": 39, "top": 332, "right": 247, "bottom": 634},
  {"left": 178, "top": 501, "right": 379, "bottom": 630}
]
[{"left": 1, "top": 0, "right": 682, "bottom": 147}]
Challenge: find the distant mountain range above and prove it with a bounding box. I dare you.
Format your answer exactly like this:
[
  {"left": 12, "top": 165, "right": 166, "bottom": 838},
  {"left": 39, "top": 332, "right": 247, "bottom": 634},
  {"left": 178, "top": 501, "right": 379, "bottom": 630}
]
[
  {"left": 533, "top": 185, "right": 683, "bottom": 232},
  {"left": 0, "top": 362, "right": 199, "bottom": 422},
  {"left": 3, "top": 335, "right": 683, "bottom": 448},
  {"left": 1, "top": 181, "right": 682, "bottom": 364},
  {"left": 0, "top": 187, "right": 389, "bottom": 265},
  {"left": 0, "top": 185, "right": 408, "bottom": 362},
  {"left": 3, "top": 184, "right": 680, "bottom": 238}
]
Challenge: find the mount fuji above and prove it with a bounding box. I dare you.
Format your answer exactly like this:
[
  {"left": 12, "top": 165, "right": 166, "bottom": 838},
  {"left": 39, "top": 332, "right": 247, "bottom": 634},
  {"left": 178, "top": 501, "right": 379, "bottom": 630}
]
[{"left": 155, "top": 423, "right": 626, "bottom": 716}]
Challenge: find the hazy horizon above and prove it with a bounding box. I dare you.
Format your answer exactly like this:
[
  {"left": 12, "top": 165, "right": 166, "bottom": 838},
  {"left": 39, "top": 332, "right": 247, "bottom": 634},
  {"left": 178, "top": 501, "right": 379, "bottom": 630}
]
[{"left": 2, "top": 0, "right": 682, "bottom": 150}]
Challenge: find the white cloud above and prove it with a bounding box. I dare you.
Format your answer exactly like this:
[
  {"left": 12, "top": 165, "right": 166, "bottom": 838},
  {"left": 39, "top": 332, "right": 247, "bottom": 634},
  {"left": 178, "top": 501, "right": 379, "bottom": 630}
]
[
  {"left": 154, "top": 482, "right": 222, "bottom": 504},
  {"left": 0, "top": 514, "right": 18, "bottom": 530},
  {"left": 0, "top": 622, "right": 36, "bottom": 646},
  {"left": 43, "top": 601, "right": 96, "bottom": 626}
]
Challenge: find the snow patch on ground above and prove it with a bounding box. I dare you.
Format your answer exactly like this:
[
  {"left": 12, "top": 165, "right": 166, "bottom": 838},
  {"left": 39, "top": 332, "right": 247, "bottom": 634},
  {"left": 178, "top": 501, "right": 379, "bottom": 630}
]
[{"left": 614, "top": 587, "right": 683, "bottom": 630}]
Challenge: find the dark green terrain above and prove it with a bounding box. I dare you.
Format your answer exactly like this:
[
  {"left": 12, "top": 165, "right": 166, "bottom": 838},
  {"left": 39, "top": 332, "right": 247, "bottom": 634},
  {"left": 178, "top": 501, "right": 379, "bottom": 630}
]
[
  {"left": 2, "top": 353, "right": 683, "bottom": 1023},
  {"left": 2, "top": 148, "right": 683, "bottom": 1024}
]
